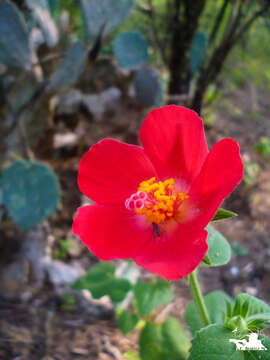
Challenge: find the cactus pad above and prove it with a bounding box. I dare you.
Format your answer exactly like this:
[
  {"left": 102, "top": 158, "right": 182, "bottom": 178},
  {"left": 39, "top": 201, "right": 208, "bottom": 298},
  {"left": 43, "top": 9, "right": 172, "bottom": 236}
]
[
  {"left": 113, "top": 31, "right": 149, "bottom": 69},
  {"left": 47, "top": 40, "right": 88, "bottom": 92},
  {"left": 26, "top": 0, "right": 59, "bottom": 48},
  {"left": 134, "top": 67, "right": 160, "bottom": 107},
  {"left": 190, "top": 31, "right": 207, "bottom": 76},
  {"left": 80, "top": 0, "right": 134, "bottom": 37},
  {"left": 2, "top": 161, "right": 60, "bottom": 230},
  {"left": 0, "top": 0, "right": 32, "bottom": 70}
]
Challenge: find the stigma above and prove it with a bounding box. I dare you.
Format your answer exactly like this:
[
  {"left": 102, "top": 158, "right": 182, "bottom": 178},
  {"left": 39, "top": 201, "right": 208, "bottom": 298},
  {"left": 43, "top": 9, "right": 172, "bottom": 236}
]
[{"left": 125, "top": 177, "right": 189, "bottom": 224}]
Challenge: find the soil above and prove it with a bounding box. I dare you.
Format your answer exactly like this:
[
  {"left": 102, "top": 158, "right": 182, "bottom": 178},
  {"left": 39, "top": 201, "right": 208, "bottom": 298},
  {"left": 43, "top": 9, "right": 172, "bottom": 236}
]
[{"left": 0, "top": 84, "right": 270, "bottom": 360}]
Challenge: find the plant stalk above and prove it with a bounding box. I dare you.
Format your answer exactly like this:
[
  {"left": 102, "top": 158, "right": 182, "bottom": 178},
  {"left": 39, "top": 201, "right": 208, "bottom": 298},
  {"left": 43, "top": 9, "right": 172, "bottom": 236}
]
[{"left": 188, "top": 270, "right": 211, "bottom": 326}]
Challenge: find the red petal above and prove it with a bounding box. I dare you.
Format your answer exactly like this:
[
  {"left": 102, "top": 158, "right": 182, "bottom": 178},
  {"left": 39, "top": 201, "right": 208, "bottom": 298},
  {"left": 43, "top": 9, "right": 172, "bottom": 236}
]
[
  {"left": 133, "top": 228, "right": 208, "bottom": 280},
  {"left": 189, "top": 138, "right": 244, "bottom": 229},
  {"left": 78, "top": 139, "right": 156, "bottom": 204},
  {"left": 140, "top": 105, "right": 208, "bottom": 183},
  {"left": 73, "top": 204, "right": 152, "bottom": 260}
]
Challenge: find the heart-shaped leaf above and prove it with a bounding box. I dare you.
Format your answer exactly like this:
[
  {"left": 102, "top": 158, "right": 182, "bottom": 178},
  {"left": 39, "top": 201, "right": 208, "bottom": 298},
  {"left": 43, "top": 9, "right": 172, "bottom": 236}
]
[{"left": 134, "top": 279, "right": 173, "bottom": 317}]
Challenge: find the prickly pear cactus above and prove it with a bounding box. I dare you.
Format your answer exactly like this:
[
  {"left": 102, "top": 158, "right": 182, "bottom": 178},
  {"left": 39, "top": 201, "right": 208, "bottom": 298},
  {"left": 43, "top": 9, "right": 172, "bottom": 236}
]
[
  {"left": 0, "top": 0, "right": 32, "bottom": 70},
  {"left": 47, "top": 40, "right": 88, "bottom": 92},
  {"left": 80, "top": 0, "right": 134, "bottom": 37},
  {"left": 113, "top": 31, "right": 149, "bottom": 69},
  {"left": 2, "top": 161, "right": 60, "bottom": 230},
  {"left": 26, "top": 0, "right": 59, "bottom": 48},
  {"left": 190, "top": 31, "right": 207, "bottom": 76},
  {"left": 134, "top": 67, "right": 160, "bottom": 107},
  {"left": 5, "top": 72, "right": 50, "bottom": 155}
]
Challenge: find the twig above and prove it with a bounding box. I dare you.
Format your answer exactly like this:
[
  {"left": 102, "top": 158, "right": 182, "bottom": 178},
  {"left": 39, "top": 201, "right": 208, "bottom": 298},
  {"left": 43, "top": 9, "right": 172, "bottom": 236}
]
[
  {"left": 209, "top": 0, "right": 230, "bottom": 46},
  {"left": 146, "top": 0, "right": 167, "bottom": 65},
  {"left": 18, "top": 121, "right": 35, "bottom": 160},
  {"left": 233, "top": 7, "right": 267, "bottom": 44},
  {"left": 32, "top": 52, "right": 65, "bottom": 67}
]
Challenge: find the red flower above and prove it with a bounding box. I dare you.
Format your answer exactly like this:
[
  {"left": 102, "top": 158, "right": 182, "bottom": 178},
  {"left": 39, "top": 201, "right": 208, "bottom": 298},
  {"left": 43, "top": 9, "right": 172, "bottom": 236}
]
[{"left": 73, "top": 106, "right": 244, "bottom": 280}]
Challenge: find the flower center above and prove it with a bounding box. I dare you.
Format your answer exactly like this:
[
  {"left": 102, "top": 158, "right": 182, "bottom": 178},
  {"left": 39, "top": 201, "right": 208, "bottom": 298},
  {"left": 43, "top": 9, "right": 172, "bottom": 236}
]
[{"left": 125, "top": 177, "right": 189, "bottom": 224}]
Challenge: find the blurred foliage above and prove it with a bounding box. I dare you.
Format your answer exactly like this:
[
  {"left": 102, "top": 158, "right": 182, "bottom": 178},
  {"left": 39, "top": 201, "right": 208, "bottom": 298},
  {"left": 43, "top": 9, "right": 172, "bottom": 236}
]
[
  {"left": 254, "top": 136, "right": 270, "bottom": 158},
  {"left": 244, "top": 162, "right": 260, "bottom": 187},
  {"left": 231, "top": 243, "right": 249, "bottom": 256},
  {"left": 53, "top": 238, "right": 73, "bottom": 260}
]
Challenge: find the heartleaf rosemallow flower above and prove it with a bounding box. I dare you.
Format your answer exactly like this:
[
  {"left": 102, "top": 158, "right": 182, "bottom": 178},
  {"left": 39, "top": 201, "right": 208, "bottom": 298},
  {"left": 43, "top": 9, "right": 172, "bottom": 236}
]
[{"left": 73, "top": 106, "right": 243, "bottom": 280}]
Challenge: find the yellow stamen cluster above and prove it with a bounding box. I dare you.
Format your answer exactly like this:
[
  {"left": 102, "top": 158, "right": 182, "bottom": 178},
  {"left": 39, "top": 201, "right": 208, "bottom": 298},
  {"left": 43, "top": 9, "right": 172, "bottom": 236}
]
[{"left": 135, "top": 177, "right": 189, "bottom": 224}]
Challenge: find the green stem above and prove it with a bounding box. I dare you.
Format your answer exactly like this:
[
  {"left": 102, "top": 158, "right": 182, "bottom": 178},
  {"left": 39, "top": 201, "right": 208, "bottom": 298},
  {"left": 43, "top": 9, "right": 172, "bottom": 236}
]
[{"left": 188, "top": 270, "right": 211, "bottom": 326}]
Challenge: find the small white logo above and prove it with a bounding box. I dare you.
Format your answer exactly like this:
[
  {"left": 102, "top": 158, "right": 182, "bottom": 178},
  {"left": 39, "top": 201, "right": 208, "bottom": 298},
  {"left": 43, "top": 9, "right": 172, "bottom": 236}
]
[{"left": 230, "top": 332, "right": 267, "bottom": 351}]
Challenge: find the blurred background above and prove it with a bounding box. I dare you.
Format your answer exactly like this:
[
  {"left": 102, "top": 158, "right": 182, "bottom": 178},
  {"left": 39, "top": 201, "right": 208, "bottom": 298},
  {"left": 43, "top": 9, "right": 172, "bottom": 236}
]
[{"left": 0, "top": 0, "right": 270, "bottom": 359}]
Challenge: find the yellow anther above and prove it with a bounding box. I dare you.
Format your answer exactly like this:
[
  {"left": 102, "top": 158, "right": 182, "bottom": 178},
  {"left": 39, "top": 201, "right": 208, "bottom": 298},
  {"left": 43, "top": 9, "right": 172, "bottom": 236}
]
[{"left": 135, "top": 177, "right": 189, "bottom": 224}]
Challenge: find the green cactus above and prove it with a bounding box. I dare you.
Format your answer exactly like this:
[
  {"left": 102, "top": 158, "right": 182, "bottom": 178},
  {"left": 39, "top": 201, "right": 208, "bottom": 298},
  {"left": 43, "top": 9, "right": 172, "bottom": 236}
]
[
  {"left": 26, "top": 0, "right": 59, "bottom": 48},
  {"left": 190, "top": 31, "right": 207, "bottom": 76},
  {"left": 2, "top": 161, "right": 60, "bottom": 230},
  {"left": 5, "top": 72, "right": 50, "bottom": 154},
  {"left": 113, "top": 31, "right": 149, "bottom": 70},
  {"left": 134, "top": 67, "right": 161, "bottom": 107},
  {"left": 47, "top": 40, "right": 88, "bottom": 92},
  {"left": 0, "top": 0, "right": 32, "bottom": 70},
  {"left": 80, "top": 0, "right": 134, "bottom": 37}
]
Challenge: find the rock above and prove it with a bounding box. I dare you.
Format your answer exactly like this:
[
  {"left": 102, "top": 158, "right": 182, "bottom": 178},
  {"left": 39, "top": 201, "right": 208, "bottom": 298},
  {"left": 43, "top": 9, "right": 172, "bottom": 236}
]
[
  {"left": 0, "top": 260, "right": 29, "bottom": 298},
  {"left": 245, "top": 286, "right": 258, "bottom": 297},
  {"left": 54, "top": 89, "right": 83, "bottom": 115},
  {"left": 53, "top": 132, "right": 79, "bottom": 149},
  {"left": 229, "top": 266, "right": 240, "bottom": 278},
  {"left": 81, "top": 93, "right": 104, "bottom": 120},
  {"left": 74, "top": 289, "right": 114, "bottom": 320},
  {"left": 42, "top": 259, "right": 83, "bottom": 288},
  {"left": 54, "top": 87, "right": 122, "bottom": 121},
  {"left": 30, "top": 28, "right": 45, "bottom": 51},
  {"left": 81, "top": 87, "right": 121, "bottom": 121}
]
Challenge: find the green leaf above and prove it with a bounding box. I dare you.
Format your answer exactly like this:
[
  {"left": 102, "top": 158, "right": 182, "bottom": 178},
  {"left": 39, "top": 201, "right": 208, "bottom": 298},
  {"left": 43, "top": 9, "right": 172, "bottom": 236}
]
[
  {"left": 212, "top": 208, "right": 237, "bottom": 222},
  {"left": 0, "top": 0, "right": 32, "bottom": 70},
  {"left": 80, "top": 0, "right": 134, "bottom": 37},
  {"left": 139, "top": 322, "right": 164, "bottom": 360},
  {"left": 184, "top": 291, "right": 233, "bottom": 335},
  {"left": 161, "top": 317, "right": 189, "bottom": 359},
  {"left": 139, "top": 319, "right": 190, "bottom": 360},
  {"left": 202, "top": 225, "right": 231, "bottom": 267},
  {"left": 73, "top": 262, "right": 115, "bottom": 285},
  {"left": 243, "top": 335, "right": 270, "bottom": 359},
  {"left": 2, "top": 161, "right": 59, "bottom": 230},
  {"left": 231, "top": 243, "right": 248, "bottom": 256},
  {"left": 47, "top": 40, "right": 88, "bottom": 92},
  {"left": 71, "top": 262, "right": 131, "bottom": 302},
  {"left": 189, "top": 324, "right": 270, "bottom": 359},
  {"left": 224, "top": 294, "right": 270, "bottom": 334},
  {"left": 117, "top": 311, "right": 139, "bottom": 335},
  {"left": 113, "top": 31, "right": 149, "bottom": 69},
  {"left": 190, "top": 31, "right": 207, "bottom": 76},
  {"left": 134, "top": 279, "right": 173, "bottom": 317},
  {"left": 123, "top": 350, "right": 140, "bottom": 360},
  {"left": 236, "top": 293, "right": 270, "bottom": 317},
  {"left": 189, "top": 324, "right": 237, "bottom": 360},
  {"left": 246, "top": 313, "right": 270, "bottom": 322}
]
